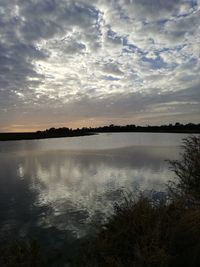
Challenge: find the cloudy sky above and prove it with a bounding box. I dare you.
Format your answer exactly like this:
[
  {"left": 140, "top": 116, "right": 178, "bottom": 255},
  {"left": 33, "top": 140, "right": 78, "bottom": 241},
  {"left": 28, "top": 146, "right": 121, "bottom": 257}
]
[{"left": 0, "top": 0, "right": 200, "bottom": 132}]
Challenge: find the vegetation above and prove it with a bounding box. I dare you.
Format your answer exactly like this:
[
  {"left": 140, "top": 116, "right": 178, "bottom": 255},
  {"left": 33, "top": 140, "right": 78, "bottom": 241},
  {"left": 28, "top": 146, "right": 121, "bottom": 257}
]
[
  {"left": 0, "top": 136, "right": 200, "bottom": 266},
  {"left": 0, "top": 127, "right": 93, "bottom": 141},
  {"left": 0, "top": 122, "right": 200, "bottom": 141},
  {"left": 0, "top": 240, "right": 46, "bottom": 267},
  {"left": 168, "top": 136, "right": 200, "bottom": 207},
  {"left": 78, "top": 197, "right": 200, "bottom": 267},
  {"left": 77, "top": 135, "right": 200, "bottom": 267},
  {"left": 85, "top": 122, "right": 200, "bottom": 134}
]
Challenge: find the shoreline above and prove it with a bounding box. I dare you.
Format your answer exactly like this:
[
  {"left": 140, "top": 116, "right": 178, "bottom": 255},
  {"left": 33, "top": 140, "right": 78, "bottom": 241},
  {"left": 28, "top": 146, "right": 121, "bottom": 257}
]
[
  {"left": 0, "top": 132, "right": 94, "bottom": 142},
  {"left": 0, "top": 130, "right": 199, "bottom": 142}
]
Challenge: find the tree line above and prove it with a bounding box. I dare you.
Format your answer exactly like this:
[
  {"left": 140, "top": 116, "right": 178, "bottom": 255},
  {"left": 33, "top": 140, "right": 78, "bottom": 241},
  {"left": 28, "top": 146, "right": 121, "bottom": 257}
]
[{"left": 0, "top": 122, "right": 200, "bottom": 141}]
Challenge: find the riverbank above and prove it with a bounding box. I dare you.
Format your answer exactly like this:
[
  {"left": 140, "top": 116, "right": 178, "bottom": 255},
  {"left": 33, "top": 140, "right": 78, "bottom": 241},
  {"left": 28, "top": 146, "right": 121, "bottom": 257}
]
[
  {"left": 1, "top": 129, "right": 199, "bottom": 142},
  {"left": 1, "top": 123, "right": 199, "bottom": 141},
  {"left": 0, "top": 131, "right": 94, "bottom": 141}
]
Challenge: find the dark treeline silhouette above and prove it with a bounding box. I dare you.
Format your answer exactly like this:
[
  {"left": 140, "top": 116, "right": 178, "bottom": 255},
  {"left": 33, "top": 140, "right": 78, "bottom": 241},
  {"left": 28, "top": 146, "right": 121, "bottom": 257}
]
[
  {"left": 0, "top": 127, "right": 92, "bottom": 141},
  {"left": 82, "top": 122, "right": 200, "bottom": 133},
  {"left": 0, "top": 122, "right": 200, "bottom": 141}
]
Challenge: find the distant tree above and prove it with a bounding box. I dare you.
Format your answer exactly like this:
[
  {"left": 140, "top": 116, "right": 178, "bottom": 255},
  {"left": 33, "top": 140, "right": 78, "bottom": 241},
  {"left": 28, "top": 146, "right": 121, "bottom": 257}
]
[{"left": 48, "top": 127, "right": 56, "bottom": 133}]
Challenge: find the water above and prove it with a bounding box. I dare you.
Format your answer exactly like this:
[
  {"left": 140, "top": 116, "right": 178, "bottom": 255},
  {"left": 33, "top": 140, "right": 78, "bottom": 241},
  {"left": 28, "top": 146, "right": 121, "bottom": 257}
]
[{"left": 0, "top": 133, "right": 189, "bottom": 249}]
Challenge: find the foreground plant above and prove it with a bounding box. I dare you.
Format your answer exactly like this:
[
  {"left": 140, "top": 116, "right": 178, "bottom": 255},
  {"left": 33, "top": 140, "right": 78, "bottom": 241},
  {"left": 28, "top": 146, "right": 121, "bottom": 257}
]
[
  {"left": 78, "top": 136, "right": 200, "bottom": 267},
  {"left": 168, "top": 135, "right": 200, "bottom": 206}
]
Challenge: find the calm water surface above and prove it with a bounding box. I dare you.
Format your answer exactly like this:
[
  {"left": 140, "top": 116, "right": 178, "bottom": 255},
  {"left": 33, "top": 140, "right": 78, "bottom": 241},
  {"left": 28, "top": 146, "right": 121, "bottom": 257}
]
[{"left": 0, "top": 133, "right": 189, "bottom": 248}]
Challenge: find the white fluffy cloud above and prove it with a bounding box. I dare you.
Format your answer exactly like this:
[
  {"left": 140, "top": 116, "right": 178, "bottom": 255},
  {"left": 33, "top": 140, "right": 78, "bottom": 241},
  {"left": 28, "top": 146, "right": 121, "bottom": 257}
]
[{"left": 0, "top": 0, "right": 199, "bottom": 131}]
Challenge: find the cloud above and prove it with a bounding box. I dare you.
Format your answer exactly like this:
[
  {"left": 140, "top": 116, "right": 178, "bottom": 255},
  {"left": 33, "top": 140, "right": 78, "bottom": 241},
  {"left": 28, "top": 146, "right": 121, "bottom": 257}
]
[{"left": 0, "top": 0, "right": 199, "bottom": 131}]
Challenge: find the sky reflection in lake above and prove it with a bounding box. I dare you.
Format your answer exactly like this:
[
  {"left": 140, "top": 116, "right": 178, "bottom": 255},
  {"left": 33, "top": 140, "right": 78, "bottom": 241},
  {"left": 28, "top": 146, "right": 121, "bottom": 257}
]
[{"left": 0, "top": 133, "right": 187, "bottom": 244}]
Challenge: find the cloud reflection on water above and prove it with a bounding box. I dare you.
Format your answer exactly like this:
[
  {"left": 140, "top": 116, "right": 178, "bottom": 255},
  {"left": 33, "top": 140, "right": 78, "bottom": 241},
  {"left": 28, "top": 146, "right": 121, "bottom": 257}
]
[{"left": 0, "top": 133, "right": 182, "bottom": 245}]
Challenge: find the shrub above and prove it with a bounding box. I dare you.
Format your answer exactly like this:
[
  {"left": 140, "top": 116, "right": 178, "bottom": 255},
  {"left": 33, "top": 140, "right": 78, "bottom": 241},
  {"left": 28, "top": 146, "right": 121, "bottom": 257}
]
[
  {"left": 0, "top": 240, "right": 47, "bottom": 267},
  {"left": 168, "top": 135, "right": 200, "bottom": 207},
  {"left": 79, "top": 136, "right": 200, "bottom": 267}
]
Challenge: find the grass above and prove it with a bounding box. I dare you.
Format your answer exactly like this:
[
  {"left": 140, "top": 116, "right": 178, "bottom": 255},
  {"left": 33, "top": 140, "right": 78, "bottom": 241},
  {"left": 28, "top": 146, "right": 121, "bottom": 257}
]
[{"left": 77, "top": 197, "right": 200, "bottom": 267}]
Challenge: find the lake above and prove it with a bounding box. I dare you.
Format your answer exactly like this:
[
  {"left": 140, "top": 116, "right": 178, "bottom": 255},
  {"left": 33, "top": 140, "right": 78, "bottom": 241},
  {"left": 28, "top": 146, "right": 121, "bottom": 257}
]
[{"left": 0, "top": 133, "right": 189, "bottom": 250}]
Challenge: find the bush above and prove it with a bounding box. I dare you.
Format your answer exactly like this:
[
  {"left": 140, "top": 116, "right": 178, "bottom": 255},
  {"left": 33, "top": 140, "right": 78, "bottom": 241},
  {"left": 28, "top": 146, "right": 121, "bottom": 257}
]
[
  {"left": 78, "top": 136, "right": 200, "bottom": 267},
  {"left": 168, "top": 135, "right": 200, "bottom": 207},
  {"left": 0, "top": 240, "right": 47, "bottom": 267},
  {"left": 79, "top": 197, "right": 200, "bottom": 267}
]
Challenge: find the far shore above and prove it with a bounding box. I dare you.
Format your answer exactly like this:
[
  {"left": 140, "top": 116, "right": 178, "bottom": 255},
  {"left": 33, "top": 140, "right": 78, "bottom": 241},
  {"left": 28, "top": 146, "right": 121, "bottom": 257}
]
[
  {"left": 0, "top": 126, "right": 200, "bottom": 142},
  {"left": 0, "top": 131, "right": 94, "bottom": 142}
]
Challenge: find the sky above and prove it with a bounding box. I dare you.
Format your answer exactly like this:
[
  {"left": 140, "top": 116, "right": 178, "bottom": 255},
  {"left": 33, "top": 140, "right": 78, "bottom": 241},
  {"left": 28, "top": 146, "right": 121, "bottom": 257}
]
[{"left": 0, "top": 0, "right": 200, "bottom": 132}]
